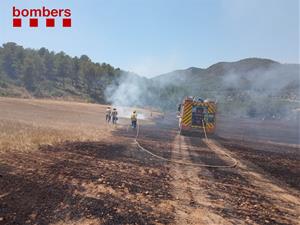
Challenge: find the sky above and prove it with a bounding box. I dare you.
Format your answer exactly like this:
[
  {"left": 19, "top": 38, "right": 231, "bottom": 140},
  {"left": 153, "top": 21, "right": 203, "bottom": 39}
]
[{"left": 0, "top": 0, "right": 299, "bottom": 77}]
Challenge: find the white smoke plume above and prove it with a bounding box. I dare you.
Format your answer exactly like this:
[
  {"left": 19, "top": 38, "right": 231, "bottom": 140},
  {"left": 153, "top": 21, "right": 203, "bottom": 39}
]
[
  {"left": 105, "top": 59, "right": 300, "bottom": 121},
  {"left": 104, "top": 72, "right": 150, "bottom": 120},
  {"left": 217, "top": 62, "right": 300, "bottom": 120}
]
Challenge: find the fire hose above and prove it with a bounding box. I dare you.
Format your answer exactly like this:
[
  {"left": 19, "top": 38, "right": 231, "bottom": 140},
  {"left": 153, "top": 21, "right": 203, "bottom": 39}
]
[{"left": 133, "top": 122, "right": 238, "bottom": 168}]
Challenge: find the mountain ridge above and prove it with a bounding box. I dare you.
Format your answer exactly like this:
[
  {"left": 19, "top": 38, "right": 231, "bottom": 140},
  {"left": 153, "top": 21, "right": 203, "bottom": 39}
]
[{"left": 153, "top": 57, "right": 281, "bottom": 81}]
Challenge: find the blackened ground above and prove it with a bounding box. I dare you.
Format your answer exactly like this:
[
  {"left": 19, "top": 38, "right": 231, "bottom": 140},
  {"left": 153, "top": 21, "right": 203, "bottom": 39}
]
[
  {"left": 132, "top": 116, "right": 300, "bottom": 225},
  {"left": 217, "top": 117, "right": 300, "bottom": 145},
  {"left": 218, "top": 137, "right": 300, "bottom": 190},
  {"left": 0, "top": 140, "right": 173, "bottom": 225}
]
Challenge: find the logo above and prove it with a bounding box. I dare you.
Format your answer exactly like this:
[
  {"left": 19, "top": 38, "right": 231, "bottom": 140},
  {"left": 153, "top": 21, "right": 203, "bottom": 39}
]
[{"left": 12, "top": 6, "right": 72, "bottom": 28}]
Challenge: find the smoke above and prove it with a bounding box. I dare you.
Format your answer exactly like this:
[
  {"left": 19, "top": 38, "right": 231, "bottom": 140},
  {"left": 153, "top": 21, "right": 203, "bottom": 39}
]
[
  {"left": 219, "top": 63, "right": 300, "bottom": 120},
  {"left": 104, "top": 72, "right": 151, "bottom": 120},
  {"left": 105, "top": 72, "right": 145, "bottom": 106},
  {"left": 222, "top": 64, "right": 299, "bottom": 93},
  {"left": 105, "top": 60, "right": 300, "bottom": 121}
]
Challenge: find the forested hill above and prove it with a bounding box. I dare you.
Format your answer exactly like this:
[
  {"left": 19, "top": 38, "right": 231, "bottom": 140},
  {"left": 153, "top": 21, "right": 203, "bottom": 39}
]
[{"left": 0, "top": 42, "right": 123, "bottom": 102}]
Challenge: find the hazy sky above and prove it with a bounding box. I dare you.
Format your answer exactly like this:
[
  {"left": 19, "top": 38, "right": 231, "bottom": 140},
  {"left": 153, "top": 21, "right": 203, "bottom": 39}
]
[{"left": 1, "top": 0, "right": 299, "bottom": 77}]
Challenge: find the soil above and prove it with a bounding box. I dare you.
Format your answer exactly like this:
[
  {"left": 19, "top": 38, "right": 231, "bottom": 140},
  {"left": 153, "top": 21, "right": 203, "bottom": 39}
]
[{"left": 0, "top": 105, "right": 300, "bottom": 225}]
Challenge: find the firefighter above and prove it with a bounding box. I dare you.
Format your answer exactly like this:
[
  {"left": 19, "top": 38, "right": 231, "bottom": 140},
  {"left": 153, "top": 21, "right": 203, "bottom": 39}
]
[
  {"left": 106, "top": 107, "right": 111, "bottom": 123},
  {"left": 177, "top": 104, "right": 182, "bottom": 117},
  {"left": 111, "top": 108, "right": 118, "bottom": 124},
  {"left": 131, "top": 111, "right": 137, "bottom": 128}
]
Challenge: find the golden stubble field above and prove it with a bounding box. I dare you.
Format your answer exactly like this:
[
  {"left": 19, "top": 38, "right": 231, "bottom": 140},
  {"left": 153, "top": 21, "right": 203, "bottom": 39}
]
[
  {"left": 0, "top": 97, "right": 159, "bottom": 153},
  {"left": 0, "top": 97, "right": 116, "bottom": 153}
]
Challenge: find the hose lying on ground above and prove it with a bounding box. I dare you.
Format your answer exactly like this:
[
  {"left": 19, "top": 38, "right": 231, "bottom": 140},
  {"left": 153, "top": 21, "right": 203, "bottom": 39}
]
[{"left": 133, "top": 122, "right": 238, "bottom": 168}]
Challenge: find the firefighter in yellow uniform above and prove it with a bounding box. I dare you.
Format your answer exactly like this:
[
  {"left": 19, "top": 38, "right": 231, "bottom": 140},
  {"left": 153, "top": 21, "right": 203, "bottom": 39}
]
[{"left": 131, "top": 111, "right": 137, "bottom": 128}]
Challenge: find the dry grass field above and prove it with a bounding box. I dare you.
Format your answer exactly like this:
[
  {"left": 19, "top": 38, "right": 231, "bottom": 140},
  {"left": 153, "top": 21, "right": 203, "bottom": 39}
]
[{"left": 0, "top": 97, "right": 116, "bottom": 153}]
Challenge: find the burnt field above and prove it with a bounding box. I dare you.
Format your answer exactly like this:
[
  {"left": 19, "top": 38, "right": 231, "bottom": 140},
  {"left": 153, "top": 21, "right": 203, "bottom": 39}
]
[
  {"left": 134, "top": 119, "right": 300, "bottom": 225},
  {"left": 0, "top": 140, "right": 174, "bottom": 225},
  {"left": 0, "top": 98, "right": 300, "bottom": 225}
]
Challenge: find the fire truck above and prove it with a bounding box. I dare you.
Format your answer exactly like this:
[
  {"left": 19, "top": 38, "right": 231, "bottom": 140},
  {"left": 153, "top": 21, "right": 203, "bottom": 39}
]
[{"left": 178, "top": 96, "right": 216, "bottom": 136}]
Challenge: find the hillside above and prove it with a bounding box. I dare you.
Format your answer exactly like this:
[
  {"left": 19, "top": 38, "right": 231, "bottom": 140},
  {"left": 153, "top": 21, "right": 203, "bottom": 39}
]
[
  {"left": 0, "top": 42, "right": 123, "bottom": 103},
  {"left": 149, "top": 58, "right": 300, "bottom": 118},
  {"left": 154, "top": 58, "right": 278, "bottom": 82},
  {"left": 153, "top": 58, "right": 299, "bottom": 97}
]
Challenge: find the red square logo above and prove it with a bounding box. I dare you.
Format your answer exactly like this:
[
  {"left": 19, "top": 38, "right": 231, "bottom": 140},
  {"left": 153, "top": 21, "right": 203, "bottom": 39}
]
[
  {"left": 46, "top": 18, "right": 55, "bottom": 27},
  {"left": 13, "top": 18, "right": 22, "bottom": 27},
  {"left": 30, "top": 18, "right": 38, "bottom": 27},
  {"left": 62, "top": 18, "right": 72, "bottom": 27}
]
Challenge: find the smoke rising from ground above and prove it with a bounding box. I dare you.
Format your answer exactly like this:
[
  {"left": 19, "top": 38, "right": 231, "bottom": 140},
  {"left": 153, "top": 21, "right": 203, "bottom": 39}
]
[
  {"left": 105, "top": 59, "right": 300, "bottom": 120},
  {"left": 219, "top": 62, "right": 300, "bottom": 120},
  {"left": 104, "top": 72, "right": 150, "bottom": 119}
]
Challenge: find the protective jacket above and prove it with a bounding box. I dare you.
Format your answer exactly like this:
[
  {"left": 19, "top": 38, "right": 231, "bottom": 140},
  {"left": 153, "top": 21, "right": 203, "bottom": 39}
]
[
  {"left": 112, "top": 110, "right": 118, "bottom": 117},
  {"left": 131, "top": 113, "right": 137, "bottom": 121},
  {"left": 106, "top": 109, "right": 111, "bottom": 115}
]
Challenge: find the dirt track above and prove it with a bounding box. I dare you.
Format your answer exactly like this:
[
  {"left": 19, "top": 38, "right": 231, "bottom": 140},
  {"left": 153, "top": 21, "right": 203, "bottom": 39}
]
[
  {"left": 0, "top": 99, "right": 300, "bottom": 225},
  {"left": 135, "top": 119, "right": 300, "bottom": 225}
]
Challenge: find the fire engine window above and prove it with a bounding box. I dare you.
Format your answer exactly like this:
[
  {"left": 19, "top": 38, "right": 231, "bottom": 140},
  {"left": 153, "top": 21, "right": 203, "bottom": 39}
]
[{"left": 192, "top": 106, "right": 207, "bottom": 126}]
